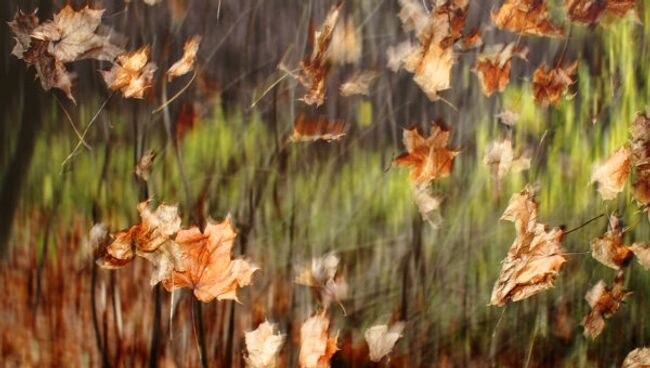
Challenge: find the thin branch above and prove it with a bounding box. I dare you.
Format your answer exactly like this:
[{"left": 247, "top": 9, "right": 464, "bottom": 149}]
[
  {"left": 564, "top": 213, "right": 605, "bottom": 236},
  {"left": 151, "top": 70, "right": 198, "bottom": 114}
]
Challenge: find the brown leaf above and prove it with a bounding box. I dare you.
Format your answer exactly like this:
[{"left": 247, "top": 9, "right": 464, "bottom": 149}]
[
  {"left": 167, "top": 34, "right": 201, "bottom": 81},
  {"left": 328, "top": 16, "right": 361, "bottom": 65},
  {"left": 532, "top": 61, "right": 578, "bottom": 106},
  {"left": 162, "top": 218, "right": 258, "bottom": 302},
  {"left": 630, "top": 113, "right": 650, "bottom": 206},
  {"left": 474, "top": 43, "right": 528, "bottom": 96},
  {"left": 8, "top": 9, "right": 39, "bottom": 59},
  {"left": 490, "top": 185, "right": 566, "bottom": 306},
  {"left": 298, "top": 3, "right": 342, "bottom": 106},
  {"left": 623, "top": 347, "right": 650, "bottom": 368},
  {"left": 590, "top": 214, "right": 634, "bottom": 269},
  {"left": 299, "top": 312, "right": 338, "bottom": 368},
  {"left": 492, "top": 0, "right": 564, "bottom": 36},
  {"left": 591, "top": 145, "right": 632, "bottom": 200},
  {"left": 290, "top": 114, "right": 347, "bottom": 142},
  {"left": 339, "top": 71, "right": 378, "bottom": 97},
  {"left": 394, "top": 122, "right": 460, "bottom": 186},
  {"left": 495, "top": 110, "right": 520, "bottom": 126},
  {"left": 581, "top": 271, "right": 631, "bottom": 339},
  {"left": 30, "top": 5, "right": 124, "bottom": 64},
  {"left": 101, "top": 46, "right": 158, "bottom": 99},
  {"left": 629, "top": 243, "right": 650, "bottom": 270},
  {"left": 411, "top": 184, "right": 442, "bottom": 220},
  {"left": 135, "top": 149, "right": 157, "bottom": 182},
  {"left": 565, "top": 0, "right": 607, "bottom": 23}
]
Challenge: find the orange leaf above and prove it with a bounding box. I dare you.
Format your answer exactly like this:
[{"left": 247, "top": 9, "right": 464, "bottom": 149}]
[
  {"left": 532, "top": 61, "right": 578, "bottom": 106},
  {"left": 590, "top": 214, "right": 634, "bottom": 270},
  {"left": 299, "top": 312, "right": 338, "bottom": 368},
  {"left": 167, "top": 34, "right": 201, "bottom": 81},
  {"left": 290, "top": 114, "right": 347, "bottom": 142},
  {"left": 492, "top": 0, "right": 564, "bottom": 37},
  {"left": 474, "top": 43, "right": 528, "bottom": 96},
  {"left": 591, "top": 145, "right": 632, "bottom": 201},
  {"left": 101, "top": 46, "right": 158, "bottom": 99}
]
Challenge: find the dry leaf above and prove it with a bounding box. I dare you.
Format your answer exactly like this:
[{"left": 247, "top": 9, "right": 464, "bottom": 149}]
[
  {"left": 490, "top": 185, "right": 566, "bottom": 306},
  {"left": 161, "top": 217, "right": 259, "bottom": 302},
  {"left": 629, "top": 243, "right": 650, "bottom": 270},
  {"left": 532, "top": 61, "right": 579, "bottom": 106},
  {"left": 492, "top": 0, "right": 564, "bottom": 36},
  {"left": 299, "top": 312, "right": 338, "bottom": 368},
  {"left": 328, "top": 17, "right": 361, "bottom": 65},
  {"left": 591, "top": 146, "right": 632, "bottom": 200},
  {"left": 394, "top": 122, "right": 460, "bottom": 186},
  {"left": 290, "top": 114, "right": 347, "bottom": 142},
  {"left": 167, "top": 35, "right": 201, "bottom": 81},
  {"left": 474, "top": 43, "right": 528, "bottom": 96},
  {"left": 581, "top": 271, "right": 631, "bottom": 339},
  {"left": 8, "top": 10, "right": 39, "bottom": 59},
  {"left": 340, "top": 71, "right": 378, "bottom": 97},
  {"left": 411, "top": 184, "right": 442, "bottom": 220},
  {"left": 298, "top": 3, "right": 342, "bottom": 106},
  {"left": 630, "top": 113, "right": 650, "bottom": 207},
  {"left": 483, "top": 137, "right": 531, "bottom": 180},
  {"left": 295, "top": 252, "right": 348, "bottom": 311},
  {"left": 495, "top": 110, "right": 520, "bottom": 126},
  {"left": 623, "top": 347, "right": 650, "bottom": 368},
  {"left": 364, "top": 322, "right": 405, "bottom": 362},
  {"left": 102, "top": 46, "right": 158, "bottom": 99},
  {"left": 31, "top": 5, "right": 123, "bottom": 64},
  {"left": 459, "top": 27, "right": 483, "bottom": 49},
  {"left": 135, "top": 150, "right": 157, "bottom": 182},
  {"left": 244, "top": 321, "right": 285, "bottom": 368},
  {"left": 590, "top": 214, "right": 633, "bottom": 270}
]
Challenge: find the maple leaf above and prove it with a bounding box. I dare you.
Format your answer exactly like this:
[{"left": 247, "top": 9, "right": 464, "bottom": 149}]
[
  {"left": 623, "top": 347, "right": 650, "bottom": 368},
  {"left": 244, "top": 321, "right": 285, "bottom": 368},
  {"left": 483, "top": 137, "right": 531, "bottom": 181},
  {"left": 295, "top": 252, "right": 348, "bottom": 312},
  {"left": 290, "top": 114, "right": 347, "bottom": 142},
  {"left": 7, "top": 10, "right": 39, "bottom": 59},
  {"left": 328, "top": 17, "right": 361, "bottom": 65},
  {"left": 30, "top": 5, "right": 123, "bottom": 64},
  {"left": 394, "top": 122, "right": 460, "bottom": 186},
  {"left": 490, "top": 185, "right": 566, "bottom": 306},
  {"left": 581, "top": 271, "right": 631, "bottom": 339},
  {"left": 590, "top": 145, "right": 632, "bottom": 200},
  {"left": 474, "top": 43, "right": 528, "bottom": 96},
  {"left": 590, "top": 214, "right": 634, "bottom": 270},
  {"left": 298, "top": 2, "right": 342, "bottom": 106},
  {"left": 96, "top": 228, "right": 137, "bottom": 269},
  {"left": 167, "top": 35, "right": 201, "bottom": 81},
  {"left": 492, "top": 0, "right": 564, "bottom": 37},
  {"left": 161, "top": 217, "right": 259, "bottom": 302},
  {"left": 364, "top": 322, "right": 405, "bottom": 362},
  {"left": 339, "top": 71, "right": 378, "bottom": 97},
  {"left": 101, "top": 46, "right": 158, "bottom": 99},
  {"left": 299, "top": 312, "right": 338, "bottom": 368},
  {"left": 532, "top": 61, "right": 578, "bottom": 106}
]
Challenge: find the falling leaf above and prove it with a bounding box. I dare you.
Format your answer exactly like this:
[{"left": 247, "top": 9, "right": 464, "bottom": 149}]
[
  {"left": 495, "top": 110, "right": 520, "bottom": 126},
  {"left": 394, "top": 122, "right": 460, "bottom": 186},
  {"left": 603, "top": 0, "right": 637, "bottom": 18},
  {"left": 629, "top": 243, "right": 650, "bottom": 270},
  {"left": 135, "top": 150, "right": 157, "bottom": 182},
  {"left": 591, "top": 146, "right": 632, "bottom": 201},
  {"left": 581, "top": 271, "right": 631, "bottom": 339},
  {"left": 290, "top": 114, "right": 347, "bottom": 142},
  {"left": 630, "top": 113, "right": 650, "bottom": 207},
  {"left": 167, "top": 35, "right": 201, "bottom": 81},
  {"left": 532, "top": 61, "right": 578, "bottom": 106},
  {"left": 340, "top": 71, "right": 378, "bottom": 97},
  {"left": 8, "top": 10, "right": 39, "bottom": 59},
  {"left": 386, "top": 41, "right": 417, "bottom": 72},
  {"left": 101, "top": 46, "right": 158, "bottom": 99},
  {"left": 490, "top": 185, "right": 566, "bottom": 306},
  {"left": 623, "top": 347, "right": 650, "bottom": 368},
  {"left": 30, "top": 5, "right": 123, "bottom": 64},
  {"left": 298, "top": 2, "right": 342, "bottom": 106},
  {"left": 483, "top": 137, "right": 531, "bottom": 180},
  {"left": 328, "top": 17, "right": 361, "bottom": 65},
  {"left": 474, "top": 43, "right": 528, "bottom": 96},
  {"left": 295, "top": 252, "right": 348, "bottom": 311},
  {"left": 299, "top": 312, "right": 338, "bottom": 368},
  {"left": 590, "top": 214, "right": 634, "bottom": 270},
  {"left": 492, "top": 0, "right": 564, "bottom": 36},
  {"left": 459, "top": 27, "right": 483, "bottom": 49},
  {"left": 411, "top": 184, "right": 442, "bottom": 220},
  {"left": 244, "top": 321, "right": 285, "bottom": 368},
  {"left": 162, "top": 217, "right": 259, "bottom": 302},
  {"left": 364, "top": 322, "right": 405, "bottom": 362}
]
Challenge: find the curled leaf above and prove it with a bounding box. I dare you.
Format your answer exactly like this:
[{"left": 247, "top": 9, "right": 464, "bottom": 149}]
[
  {"left": 532, "top": 61, "right": 578, "bottom": 106},
  {"left": 591, "top": 145, "right": 632, "bottom": 201},
  {"left": 581, "top": 271, "right": 631, "bottom": 339},
  {"left": 244, "top": 321, "right": 285, "bottom": 368},
  {"left": 167, "top": 35, "right": 201, "bottom": 81},
  {"left": 299, "top": 312, "right": 338, "bottom": 368},
  {"left": 364, "top": 322, "right": 405, "bottom": 362},
  {"left": 590, "top": 214, "right": 633, "bottom": 270},
  {"left": 474, "top": 43, "right": 528, "bottom": 96},
  {"left": 101, "top": 46, "right": 158, "bottom": 99}
]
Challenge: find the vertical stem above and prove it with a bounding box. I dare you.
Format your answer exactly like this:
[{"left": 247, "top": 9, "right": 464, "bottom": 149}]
[{"left": 192, "top": 298, "right": 208, "bottom": 368}]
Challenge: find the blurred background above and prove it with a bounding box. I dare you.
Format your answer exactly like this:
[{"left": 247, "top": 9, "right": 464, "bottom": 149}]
[{"left": 1, "top": 0, "right": 650, "bottom": 366}]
